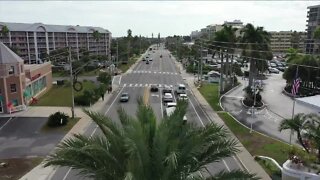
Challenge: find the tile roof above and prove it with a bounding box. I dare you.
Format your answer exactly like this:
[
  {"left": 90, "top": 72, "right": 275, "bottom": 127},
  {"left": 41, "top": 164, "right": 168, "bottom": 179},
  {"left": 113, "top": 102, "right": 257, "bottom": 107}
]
[{"left": 0, "top": 22, "right": 110, "bottom": 34}]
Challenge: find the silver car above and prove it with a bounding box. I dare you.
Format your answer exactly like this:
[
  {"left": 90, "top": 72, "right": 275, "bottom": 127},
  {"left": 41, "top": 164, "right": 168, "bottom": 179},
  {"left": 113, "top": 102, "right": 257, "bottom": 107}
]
[{"left": 120, "top": 93, "right": 130, "bottom": 102}]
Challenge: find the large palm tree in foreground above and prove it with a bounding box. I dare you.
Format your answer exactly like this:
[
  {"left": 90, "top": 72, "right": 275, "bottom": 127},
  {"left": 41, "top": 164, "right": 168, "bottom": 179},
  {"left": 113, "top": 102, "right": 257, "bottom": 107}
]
[{"left": 44, "top": 101, "right": 258, "bottom": 179}]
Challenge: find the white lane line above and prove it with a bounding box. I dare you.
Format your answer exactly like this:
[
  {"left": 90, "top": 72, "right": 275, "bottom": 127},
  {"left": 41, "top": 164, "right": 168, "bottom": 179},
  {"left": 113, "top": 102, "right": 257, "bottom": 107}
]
[
  {"left": 135, "top": 84, "right": 138, "bottom": 87},
  {"left": 140, "top": 84, "right": 143, "bottom": 87},
  {"left": 63, "top": 86, "right": 125, "bottom": 180},
  {"left": 145, "top": 84, "right": 148, "bottom": 87},
  {"left": 123, "top": 84, "right": 127, "bottom": 87},
  {"left": 187, "top": 91, "right": 232, "bottom": 172},
  {"left": 118, "top": 76, "right": 122, "bottom": 85},
  {"left": 160, "top": 90, "right": 164, "bottom": 118},
  {"left": 188, "top": 99, "right": 204, "bottom": 126},
  {"left": 129, "top": 84, "right": 133, "bottom": 87},
  {"left": 0, "top": 117, "right": 13, "bottom": 131},
  {"left": 111, "top": 76, "right": 115, "bottom": 85}
]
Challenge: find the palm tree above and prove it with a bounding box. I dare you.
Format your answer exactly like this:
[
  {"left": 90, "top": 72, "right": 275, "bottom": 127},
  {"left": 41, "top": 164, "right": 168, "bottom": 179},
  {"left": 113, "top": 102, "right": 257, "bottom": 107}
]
[
  {"left": 240, "top": 24, "right": 270, "bottom": 87},
  {"left": 44, "top": 101, "right": 257, "bottom": 179},
  {"left": 93, "top": 30, "right": 101, "bottom": 42},
  {"left": 279, "top": 113, "right": 309, "bottom": 153},
  {"left": 290, "top": 31, "right": 301, "bottom": 49},
  {"left": 304, "top": 114, "right": 320, "bottom": 162}
]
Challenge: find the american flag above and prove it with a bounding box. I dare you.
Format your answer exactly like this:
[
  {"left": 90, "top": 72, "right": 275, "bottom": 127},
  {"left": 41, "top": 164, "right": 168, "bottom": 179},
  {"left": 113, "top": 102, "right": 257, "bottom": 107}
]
[{"left": 291, "top": 76, "right": 301, "bottom": 96}]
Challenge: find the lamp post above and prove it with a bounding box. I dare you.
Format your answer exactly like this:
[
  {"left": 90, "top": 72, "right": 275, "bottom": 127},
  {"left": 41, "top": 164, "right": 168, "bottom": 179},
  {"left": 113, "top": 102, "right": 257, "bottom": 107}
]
[{"left": 250, "top": 78, "right": 257, "bottom": 133}]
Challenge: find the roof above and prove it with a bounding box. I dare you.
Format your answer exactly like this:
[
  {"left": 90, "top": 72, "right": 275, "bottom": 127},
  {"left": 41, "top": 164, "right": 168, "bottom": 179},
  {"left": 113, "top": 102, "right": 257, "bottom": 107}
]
[
  {"left": 296, "top": 95, "right": 320, "bottom": 112},
  {"left": 0, "top": 22, "right": 110, "bottom": 34},
  {"left": 0, "top": 42, "right": 24, "bottom": 64}
]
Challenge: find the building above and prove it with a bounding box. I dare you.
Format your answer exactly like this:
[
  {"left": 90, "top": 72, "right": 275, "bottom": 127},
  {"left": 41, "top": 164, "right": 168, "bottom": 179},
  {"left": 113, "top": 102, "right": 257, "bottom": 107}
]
[
  {"left": 0, "top": 22, "right": 112, "bottom": 64},
  {"left": 0, "top": 42, "right": 52, "bottom": 113},
  {"left": 190, "top": 20, "right": 244, "bottom": 41},
  {"left": 269, "top": 31, "right": 306, "bottom": 54},
  {"left": 305, "top": 5, "right": 320, "bottom": 54}
]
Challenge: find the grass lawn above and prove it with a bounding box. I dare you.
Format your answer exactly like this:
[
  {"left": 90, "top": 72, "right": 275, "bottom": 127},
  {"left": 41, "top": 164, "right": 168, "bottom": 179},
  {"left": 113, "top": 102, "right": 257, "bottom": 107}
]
[
  {"left": 256, "top": 157, "right": 282, "bottom": 180},
  {"left": 217, "top": 112, "right": 291, "bottom": 165},
  {"left": 52, "top": 71, "right": 68, "bottom": 77},
  {"left": 198, "top": 84, "right": 223, "bottom": 111},
  {"left": 35, "top": 80, "right": 97, "bottom": 107},
  {"left": 0, "top": 157, "right": 43, "bottom": 180},
  {"left": 118, "top": 56, "right": 139, "bottom": 73},
  {"left": 41, "top": 117, "right": 81, "bottom": 133}
]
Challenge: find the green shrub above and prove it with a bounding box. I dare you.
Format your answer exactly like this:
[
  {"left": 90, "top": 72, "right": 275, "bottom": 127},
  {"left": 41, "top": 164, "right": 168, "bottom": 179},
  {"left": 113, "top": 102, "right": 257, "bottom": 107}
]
[
  {"left": 47, "top": 112, "right": 69, "bottom": 127},
  {"left": 74, "top": 95, "right": 91, "bottom": 106}
]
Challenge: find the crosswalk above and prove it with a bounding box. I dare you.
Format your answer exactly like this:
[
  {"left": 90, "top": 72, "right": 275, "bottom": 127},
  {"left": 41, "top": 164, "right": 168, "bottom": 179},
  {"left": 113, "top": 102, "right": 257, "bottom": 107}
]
[
  {"left": 122, "top": 83, "right": 175, "bottom": 88},
  {"left": 131, "top": 71, "right": 178, "bottom": 75}
]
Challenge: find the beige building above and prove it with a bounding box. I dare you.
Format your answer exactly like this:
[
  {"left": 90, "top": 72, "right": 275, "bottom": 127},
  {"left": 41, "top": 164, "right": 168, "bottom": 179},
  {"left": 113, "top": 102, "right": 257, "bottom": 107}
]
[
  {"left": 269, "top": 31, "right": 306, "bottom": 54},
  {"left": 0, "top": 22, "right": 112, "bottom": 64},
  {"left": 0, "top": 42, "right": 52, "bottom": 113}
]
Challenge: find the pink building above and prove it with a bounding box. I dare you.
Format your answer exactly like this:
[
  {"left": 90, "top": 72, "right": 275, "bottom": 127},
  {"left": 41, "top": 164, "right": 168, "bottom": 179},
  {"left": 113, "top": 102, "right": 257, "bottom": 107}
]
[{"left": 0, "top": 42, "right": 52, "bottom": 113}]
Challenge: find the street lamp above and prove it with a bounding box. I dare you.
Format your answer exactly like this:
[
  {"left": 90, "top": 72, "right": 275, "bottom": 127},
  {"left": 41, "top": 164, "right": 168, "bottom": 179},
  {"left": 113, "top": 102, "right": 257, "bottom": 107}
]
[{"left": 250, "top": 79, "right": 258, "bottom": 133}]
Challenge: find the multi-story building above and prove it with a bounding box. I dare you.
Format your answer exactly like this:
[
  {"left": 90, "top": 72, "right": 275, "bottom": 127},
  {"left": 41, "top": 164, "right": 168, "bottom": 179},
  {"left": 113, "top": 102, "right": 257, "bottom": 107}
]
[
  {"left": 305, "top": 5, "right": 320, "bottom": 54},
  {"left": 190, "top": 20, "right": 244, "bottom": 40},
  {"left": 0, "top": 42, "right": 52, "bottom": 114},
  {"left": 269, "top": 31, "right": 306, "bottom": 54},
  {"left": 0, "top": 22, "right": 112, "bottom": 64}
]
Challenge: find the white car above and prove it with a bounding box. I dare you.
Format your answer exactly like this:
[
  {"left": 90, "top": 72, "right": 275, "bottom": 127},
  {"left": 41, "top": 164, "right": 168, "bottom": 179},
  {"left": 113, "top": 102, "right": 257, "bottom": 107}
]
[
  {"left": 163, "top": 93, "right": 173, "bottom": 102},
  {"left": 178, "top": 94, "right": 188, "bottom": 101}
]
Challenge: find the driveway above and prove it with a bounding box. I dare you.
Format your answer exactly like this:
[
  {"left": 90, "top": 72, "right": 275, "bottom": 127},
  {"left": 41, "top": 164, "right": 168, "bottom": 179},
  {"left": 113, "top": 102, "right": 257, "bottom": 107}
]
[{"left": 0, "top": 117, "right": 65, "bottom": 158}]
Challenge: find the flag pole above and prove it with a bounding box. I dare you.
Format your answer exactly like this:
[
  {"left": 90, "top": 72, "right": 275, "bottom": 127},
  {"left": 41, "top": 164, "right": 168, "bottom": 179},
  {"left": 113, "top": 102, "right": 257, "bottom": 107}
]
[{"left": 290, "top": 65, "right": 299, "bottom": 145}]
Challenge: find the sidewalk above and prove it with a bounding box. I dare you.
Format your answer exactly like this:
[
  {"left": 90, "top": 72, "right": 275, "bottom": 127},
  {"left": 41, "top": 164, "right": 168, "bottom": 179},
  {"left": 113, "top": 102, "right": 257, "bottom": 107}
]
[
  {"left": 19, "top": 81, "right": 120, "bottom": 180},
  {"left": 175, "top": 61, "right": 271, "bottom": 180}
]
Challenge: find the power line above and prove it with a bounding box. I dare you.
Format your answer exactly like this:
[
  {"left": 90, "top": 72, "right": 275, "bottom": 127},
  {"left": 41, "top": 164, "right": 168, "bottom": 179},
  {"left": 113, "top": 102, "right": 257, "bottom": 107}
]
[{"left": 189, "top": 43, "right": 320, "bottom": 70}]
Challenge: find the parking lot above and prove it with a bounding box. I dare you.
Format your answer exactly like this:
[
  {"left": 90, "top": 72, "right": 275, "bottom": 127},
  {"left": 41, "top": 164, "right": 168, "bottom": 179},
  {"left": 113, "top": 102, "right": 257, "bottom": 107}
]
[{"left": 0, "top": 117, "right": 65, "bottom": 158}]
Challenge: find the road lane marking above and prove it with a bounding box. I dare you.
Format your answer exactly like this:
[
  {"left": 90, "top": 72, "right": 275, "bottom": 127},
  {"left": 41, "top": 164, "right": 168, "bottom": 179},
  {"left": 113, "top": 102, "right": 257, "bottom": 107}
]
[
  {"left": 129, "top": 84, "right": 133, "bottom": 87},
  {"left": 0, "top": 117, "right": 13, "bottom": 131},
  {"left": 160, "top": 90, "right": 164, "bottom": 118},
  {"left": 118, "top": 76, "right": 122, "bottom": 85},
  {"left": 135, "top": 84, "right": 138, "bottom": 87},
  {"left": 140, "top": 84, "right": 143, "bottom": 87}
]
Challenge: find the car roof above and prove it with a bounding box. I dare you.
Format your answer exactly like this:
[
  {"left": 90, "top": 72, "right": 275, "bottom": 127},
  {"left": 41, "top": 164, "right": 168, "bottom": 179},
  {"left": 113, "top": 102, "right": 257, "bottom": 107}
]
[
  {"left": 179, "top": 94, "right": 187, "bottom": 96},
  {"left": 164, "top": 93, "right": 172, "bottom": 96},
  {"left": 121, "top": 93, "right": 128, "bottom": 95}
]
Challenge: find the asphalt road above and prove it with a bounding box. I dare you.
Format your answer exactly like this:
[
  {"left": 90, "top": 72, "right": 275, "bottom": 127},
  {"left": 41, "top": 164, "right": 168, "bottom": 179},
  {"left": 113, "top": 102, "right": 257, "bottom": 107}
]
[
  {"left": 221, "top": 73, "right": 319, "bottom": 144},
  {"left": 51, "top": 45, "right": 243, "bottom": 180}
]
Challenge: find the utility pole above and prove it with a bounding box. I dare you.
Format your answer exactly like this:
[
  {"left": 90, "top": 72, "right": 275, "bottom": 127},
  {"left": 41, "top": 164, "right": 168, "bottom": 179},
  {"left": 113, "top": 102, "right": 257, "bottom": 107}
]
[
  {"left": 139, "top": 35, "right": 141, "bottom": 54},
  {"left": 200, "top": 44, "right": 203, "bottom": 85},
  {"left": 68, "top": 47, "right": 75, "bottom": 119},
  {"left": 219, "top": 49, "right": 224, "bottom": 95},
  {"left": 116, "top": 40, "right": 119, "bottom": 66}
]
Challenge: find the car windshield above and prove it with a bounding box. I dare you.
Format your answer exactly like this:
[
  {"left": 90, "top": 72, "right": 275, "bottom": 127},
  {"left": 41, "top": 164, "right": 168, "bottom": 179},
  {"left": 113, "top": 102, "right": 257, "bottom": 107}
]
[{"left": 121, "top": 93, "right": 128, "bottom": 97}]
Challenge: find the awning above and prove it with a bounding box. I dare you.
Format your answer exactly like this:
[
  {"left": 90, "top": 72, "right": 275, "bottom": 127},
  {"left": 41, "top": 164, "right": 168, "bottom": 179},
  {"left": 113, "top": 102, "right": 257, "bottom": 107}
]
[{"left": 296, "top": 95, "right": 320, "bottom": 112}]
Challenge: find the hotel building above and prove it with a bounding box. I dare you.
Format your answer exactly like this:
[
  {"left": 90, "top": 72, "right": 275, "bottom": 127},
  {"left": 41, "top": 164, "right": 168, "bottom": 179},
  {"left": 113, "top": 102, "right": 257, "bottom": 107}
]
[{"left": 0, "top": 22, "right": 112, "bottom": 64}]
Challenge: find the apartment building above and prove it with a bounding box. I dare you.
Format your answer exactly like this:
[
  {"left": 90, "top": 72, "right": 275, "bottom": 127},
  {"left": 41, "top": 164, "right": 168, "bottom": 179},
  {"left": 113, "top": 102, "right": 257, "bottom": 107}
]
[
  {"left": 0, "top": 22, "right": 112, "bottom": 64},
  {"left": 0, "top": 42, "right": 52, "bottom": 114},
  {"left": 305, "top": 5, "right": 320, "bottom": 54},
  {"left": 269, "top": 31, "right": 306, "bottom": 54}
]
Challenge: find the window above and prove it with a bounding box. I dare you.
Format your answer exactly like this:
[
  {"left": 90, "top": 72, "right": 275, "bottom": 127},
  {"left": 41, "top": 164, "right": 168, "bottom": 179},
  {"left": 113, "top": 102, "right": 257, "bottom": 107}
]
[
  {"left": 8, "top": 66, "right": 15, "bottom": 75},
  {"left": 10, "top": 84, "right": 16, "bottom": 93}
]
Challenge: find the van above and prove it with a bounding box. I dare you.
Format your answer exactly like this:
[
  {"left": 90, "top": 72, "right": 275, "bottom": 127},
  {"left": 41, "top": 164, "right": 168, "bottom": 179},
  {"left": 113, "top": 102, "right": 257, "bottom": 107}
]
[{"left": 175, "top": 84, "right": 186, "bottom": 94}]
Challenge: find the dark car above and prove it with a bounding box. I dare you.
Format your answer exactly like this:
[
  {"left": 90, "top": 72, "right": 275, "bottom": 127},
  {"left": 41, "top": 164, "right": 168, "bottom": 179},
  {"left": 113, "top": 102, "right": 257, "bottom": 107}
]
[
  {"left": 142, "top": 57, "right": 146, "bottom": 61},
  {"left": 120, "top": 93, "right": 130, "bottom": 102},
  {"left": 146, "top": 60, "right": 149, "bottom": 64},
  {"left": 160, "top": 55, "right": 163, "bottom": 58},
  {"left": 150, "top": 84, "right": 158, "bottom": 92}
]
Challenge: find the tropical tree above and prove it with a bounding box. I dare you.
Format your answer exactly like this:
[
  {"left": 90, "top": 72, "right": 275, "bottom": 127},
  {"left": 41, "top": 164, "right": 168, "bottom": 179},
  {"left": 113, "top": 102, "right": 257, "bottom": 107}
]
[
  {"left": 240, "top": 23, "right": 271, "bottom": 87},
  {"left": 0, "top": 25, "right": 9, "bottom": 37},
  {"left": 290, "top": 31, "right": 301, "bottom": 50},
  {"left": 44, "top": 101, "right": 258, "bottom": 180},
  {"left": 303, "top": 114, "right": 320, "bottom": 162},
  {"left": 93, "top": 30, "right": 101, "bottom": 42},
  {"left": 279, "top": 113, "right": 309, "bottom": 153},
  {"left": 313, "top": 27, "right": 320, "bottom": 55},
  {"left": 213, "top": 25, "right": 238, "bottom": 77}
]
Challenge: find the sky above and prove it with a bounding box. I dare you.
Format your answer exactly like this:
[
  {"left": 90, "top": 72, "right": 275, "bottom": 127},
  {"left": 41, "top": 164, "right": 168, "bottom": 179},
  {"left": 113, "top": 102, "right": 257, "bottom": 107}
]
[{"left": 0, "top": 1, "right": 319, "bottom": 37}]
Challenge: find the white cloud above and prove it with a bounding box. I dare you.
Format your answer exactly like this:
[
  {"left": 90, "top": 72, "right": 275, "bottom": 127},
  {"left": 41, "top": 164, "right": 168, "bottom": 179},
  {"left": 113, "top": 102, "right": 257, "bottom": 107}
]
[{"left": 0, "top": 1, "right": 319, "bottom": 37}]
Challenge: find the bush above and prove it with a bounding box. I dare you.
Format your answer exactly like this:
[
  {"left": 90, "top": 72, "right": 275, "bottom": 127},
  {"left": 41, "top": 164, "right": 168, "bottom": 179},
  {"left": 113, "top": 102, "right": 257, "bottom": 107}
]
[
  {"left": 74, "top": 95, "right": 91, "bottom": 106},
  {"left": 47, "top": 112, "right": 69, "bottom": 127}
]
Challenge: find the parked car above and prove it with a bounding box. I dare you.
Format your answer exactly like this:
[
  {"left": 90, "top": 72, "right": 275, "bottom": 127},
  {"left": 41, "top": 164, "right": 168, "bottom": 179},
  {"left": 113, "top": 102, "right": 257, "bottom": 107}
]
[
  {"left": 150, "top": 84, "right": 158, "bottom": 92},
  {"left": 146, "top": 60, "right": 149, "bottom": 64},
  {"left": 149, "top": 58, "right": 153, "bottom": 61},
  {"left": 120, "top": 93, "right": 130, "bottom": 102},
  {"left": 268, "top": 67, "right": 280, "bottom": 74},
  {"left": 142, "top": 57, "right": 146, "bottom": 61},
  {"left": 160, "top": 55, "right": 163, "bottom": 58},
  {"left": 178, "top": 93, "right": 188, "bottom": 101},
  {"left": 163, "top": 93, "right": 173, "bottom": 102}
]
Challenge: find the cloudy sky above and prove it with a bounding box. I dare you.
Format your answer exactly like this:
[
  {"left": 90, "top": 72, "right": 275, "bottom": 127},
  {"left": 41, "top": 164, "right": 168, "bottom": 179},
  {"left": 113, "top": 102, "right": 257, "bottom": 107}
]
[{"left": 0, "top": 1, "right": 318, "bottom": 37}]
